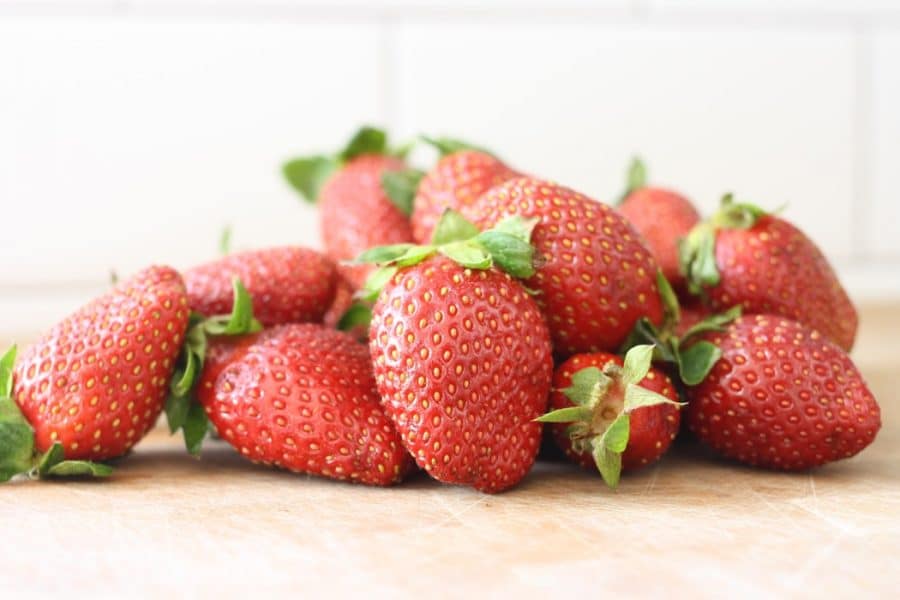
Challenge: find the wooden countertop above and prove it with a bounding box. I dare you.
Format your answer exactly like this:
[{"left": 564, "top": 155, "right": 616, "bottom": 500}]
[{"left": 2, "top": 307, "right": 899, "bottom": 598}]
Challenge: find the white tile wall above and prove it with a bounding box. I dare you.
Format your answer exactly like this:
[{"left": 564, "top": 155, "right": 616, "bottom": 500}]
[
  {"left": 394, "top": 24, "right": 857, "bottom": 257},
  {"left": 871, "top": 30, "right": 900, "bottom": 256},
  {"left": 0, "top": 0, "right": 898, "bottom": 338}
]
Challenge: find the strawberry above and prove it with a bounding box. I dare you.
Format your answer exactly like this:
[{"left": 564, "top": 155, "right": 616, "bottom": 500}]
[
  {"left": 469, "top": 177, "right": 664, "bottom": 356},
  {"left": 617, "top": 158, "right": 700, "bottom": 290},
  {"left": 283, "top": 126, "right": 417, "bottom": 289},
  {"left": 185, "top": 246, "right": 337, "bottom": 327},
  {"left": 0, "top": 268, "right": 261, "bottom": 481},
  {"left": 411, "top": 137, "right": 521, "bottom": 243},
  {"left": 322, "top": 273, "right": 355, "bottom": 330},
  {"left": 685, "top": 315, "right": 880, "bottom": 469},
  {"left": 539, "top": 345, "right": 681, "bottom": 487},
  {"left": 681, "top": 196, "right": 858, "bottom": 351},
  {"left": 360, "top": 211, "right": 554, "bottom": 492},
  {"left": 197, "top": 324, "right": 413, "bottom": 486}
]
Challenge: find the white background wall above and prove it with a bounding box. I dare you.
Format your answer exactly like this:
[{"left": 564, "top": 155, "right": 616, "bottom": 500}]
[{"left": 1, "top": 0, "right": 899, "bottom": 339}]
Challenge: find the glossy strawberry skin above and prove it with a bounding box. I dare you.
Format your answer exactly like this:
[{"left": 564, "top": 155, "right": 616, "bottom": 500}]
[
  {"left": 549, "top": 353, "right": 680, "bottom": 473},
  {"left": 470, "top": 177, "right": 664, "bottom": 356},
  {"left": 369, "top": 256, "right": 554, "bottom": 493},
  {"left": 322, "top": 274, "right": 355, "bottom": 329},
  {"left": 709, "top": 216, "right": 857, "bottom": 351},
  {"left": 199, "top": 324, "right": 412, "bottom": 486},
  {"left": 13, "top": 266, "right": 189, "bottom": 460},
  {"left": 618, "top": 187, "right": 700, "bottom": 289},
  {"left": 185, "top": 247, "right": 337, "bottom": 327},
  {"left": 410, "top": 150, "right": 520, "bottom": 243},
  {"left": 686, "top": 315, "right": 880, "bottom": 470},
  {"left": 320, "top": 154, "right": 414, "bottom": 289}
]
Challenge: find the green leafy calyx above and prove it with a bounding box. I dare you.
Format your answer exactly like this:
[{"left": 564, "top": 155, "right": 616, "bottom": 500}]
[
  {"left": 381, "top": 168, "right": 424, "bottom": 217},
  {"left": 355, "top": 210, "right": 539, "bottom": 303},
  {"left": 166, "top": 278, "right": 263, "bottom": 455},
  {"left": 283, "top": 125, "right": 395, "bottom": 203},
  {"left": 536, "top": 345, "right": 682, "bottom": 489},
  {"left": 419, "top": 135, "right": 494, "bottom": 158},
  {"left": 619, "top": 156, "right": 648, "bottom": 203}
]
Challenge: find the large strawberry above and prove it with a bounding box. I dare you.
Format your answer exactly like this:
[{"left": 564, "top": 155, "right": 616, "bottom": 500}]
[
  {"left": 685, "top": 314, "right": 880, "bottom": 470},
  {"left": 283, "top": 126, "right": 417, "bottom": 289},
  {"left": 0, "top": 267, "right": 258, "bottom": 481},
  {"left": 410, "top": 137, "right": 521, "bottom": 243},
  {"left": 680, "top": 196, "right": 858, "bottom": 351},
  {"left": 360, "top": 211, "right": 554, "bottom": 492},
  {"left": 197, "top": 324, "right": 412, "bottom": 486},
  {"left": 469, "top": 177, "right": 664, "bottom": 356},
  {"left": 185, "top": 246, "right": 337, "bottom": 327},
  {"left": 617, "top": 158, "right": 700, "bottom": 290},
  {"left": 539, "top": 345, "right": 682, "bottom": 487}
]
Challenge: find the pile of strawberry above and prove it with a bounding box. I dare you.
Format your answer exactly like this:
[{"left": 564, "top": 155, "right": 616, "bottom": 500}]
[{"left": 0, "top": 127, "right": 881, "bottom": 493}]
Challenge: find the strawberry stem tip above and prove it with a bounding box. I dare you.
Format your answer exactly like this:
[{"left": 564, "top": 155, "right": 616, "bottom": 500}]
[
  {"left": 282, "top": 125, "right": 415, "bottom": 204},
  {"left": 536, "top": 345, "right": 683, "bottom": 489},
  {"left": 0, "top": 346, "right": 113, "bottom": 482},
  {"left": 620, "top": 273, "right": 741, "bottom": 386},
  {"left": 166, "top": 278, "right": 263, "bottom": 456},
  {"left": 353, "top": 209, "right": 539, "bottom": 302},
  {"left": 619, "top": 156, "right": 648, "bottom": 203}
]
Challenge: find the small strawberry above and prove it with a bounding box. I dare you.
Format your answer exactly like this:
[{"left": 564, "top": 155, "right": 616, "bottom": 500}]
[
  {"left": 411, "top": 137, "right": 521, "bottom": 243},
  {"left": 360, "top": 211, "right": 554, "bottom": 492},
  {"left": 283, "top": 126, "right": 417, "bottom": 289},
  {"left": 0, "top": 268, "right": 262, "bottom": 481},
  {"left": 538, "top": 345, "right": 682, "bottom": 487},
  {"left": 185, "top": 246, "right": 337, "bottom": 327},
  {"left": 197, "top": 324, "right": 413, "bottom": 486},
  {"left": 617, "top": 158, "right": 700, "bottom": 290},
  {"left": 681, "top": 195, "right": 858, "bottom": 351},
  {"left": 685, "top": 314, "right": 880, "bottom": 470},
  {"left": 469, "top": 177, "right": 664, "bottom": 356}
]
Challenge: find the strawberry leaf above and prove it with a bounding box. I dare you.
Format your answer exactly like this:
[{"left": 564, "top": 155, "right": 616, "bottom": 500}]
[
  {"left": 592, "top": 413, "right": 630, "bottom": 489},
  {"left": 36, "top": 442, "right": 112, "bottom": 478},
  {"left": 219, "top": 225, "right": 232, "bottom": 256},
  {"left": 623, "top": 384, "right": 683, "bottom": 413},
  {"left": 680, "top": 305, "right": 742, "bottom": 343},
  {"left": 337, "top": 303, "right": 373, "bottom": 333},
  {"left": 339, "top": 126, "right": 388, "bottom": 162},
  {"left": 0, "top": 345, "right": 15, "bottom": 398},
  {"left": 561, "top": 366, "right": 609, "bottom": 407},
  {"left": 0, "top": 399, "right": 35, "bottom": 483},
  {"left": 534, "top": 406, "right": 594, "bottom": 423},
  {"left": 282, "top": 156, "right": 338, "bottom": 204},
  {"left": 358, "top": 266, "right": 399, "bottom": 303},
  {"left": 438, "top": 240, "right": 492, "bottom": 270},
  {"left": 381, "top": 169, "right": 424, "bottom": 217},
  {"left": 354, "top": 244, "right": 418, "bottom": 265},
  {"left": 680, "top": 222, "right": 720, "bottom": 295},
  {"left": 621, "top": 344, "right": 655, "bottom": 387},
  {"left": 656, "top": 270, "right": 680, "bottom": 327},
  {"left": 430, "top": 209, "right": 480, "bottom": 245},
  {"left": 621, "top": 156, "right": 647, "bottom": 201},
  {"left": 677, "top": 341, "right": 723, "bottom": 386},
  {"left": 203, "top": 279, "right": 262, "bottom": 336},
  {"left": 182, "top": 402, "right": 209, "bottom": 457},
  {"left": 476, "top": 231, "right": 535, "bottom": 278}
]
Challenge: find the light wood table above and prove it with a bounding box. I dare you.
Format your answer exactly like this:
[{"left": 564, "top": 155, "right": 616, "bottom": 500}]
[{"left": 2, "top": 307, "right": 899, "bottom": 599}]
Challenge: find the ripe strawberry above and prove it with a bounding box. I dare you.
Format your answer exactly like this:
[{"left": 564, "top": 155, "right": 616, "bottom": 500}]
[
  {"left": 322, "top": 273, "right": 355, "bottom": 330},
  {"left": 411, "top": 140, "right": 521, "bottom": 243},
  {"left": 185, "top": 246, "right": 337, "bottom": 327},
  {"left": 681, "top": 196, "right": 858, "bottom": 351},
  {"left": 360, "top": 211, "right": 554, "bottom": 492},
  {"left": 469, "top": 177, "right": 664, "bottom": 356},
  {"left": 283, "top": 126, "right": 416, "bottom": 289},
  {"left": 685, "top": 314, "right": 880, "bottom": 470},
  {"left": 0, "top": 267, "right": 191, "bottom": 480},
  {"left": 617, "top": 158, "right": 700, "bottom": 290},
  {"left": 198, "top": 324, "right": 413, "bottom": 486},
  {"left": 539, "top": 345, "right": 681, "bottom": 487}
]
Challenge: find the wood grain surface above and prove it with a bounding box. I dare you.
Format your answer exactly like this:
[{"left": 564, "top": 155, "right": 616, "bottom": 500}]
[{"left": 1, "top": 307, "right": 899, "bottom": 599}]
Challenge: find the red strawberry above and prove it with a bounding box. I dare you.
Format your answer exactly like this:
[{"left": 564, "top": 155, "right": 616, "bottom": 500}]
[
  {"left": 685, "top": 314, "right": 880, "bottom": 470},
  {"left": 411, "top": 144, "right": 520, "bottom": 243},
  {"left": 185, "top": 246, "right": 337, "bottom": 327},
  {"left": 617, "top": 159, "right": 700, "bottom": 290},
  {"left": 322, "top": 273, "right": 355, "bottom": 330},
  {"left": 539, "top": 345, "right": 681, "bottom": 487},
  {"left": 1, "top": 267, "right": 190, "bottom": 480},
  {"left": 360, "top": 211, "right": 554, "bottom": 492},
  {"left": 470, "top": 177, "right": 664, "bottom": 356},
  {"left": 681, "top": 196, "right": 858, "bottom": 351},
  {"left": 198, "top": 324, "right": 412, "bottom": 486},
  {"left": 283, "top": 127, "right": 416, "bottom": 289}
]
